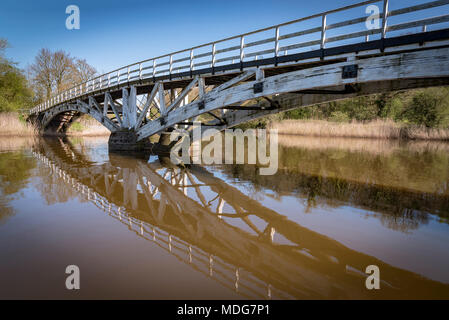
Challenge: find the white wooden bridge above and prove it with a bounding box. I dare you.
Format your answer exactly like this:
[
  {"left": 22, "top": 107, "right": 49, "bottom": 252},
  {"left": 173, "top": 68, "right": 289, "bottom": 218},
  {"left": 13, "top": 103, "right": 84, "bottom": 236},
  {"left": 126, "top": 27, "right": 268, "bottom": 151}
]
[{"left": 27, "top": 0, "right": 449, "bottom": 150}]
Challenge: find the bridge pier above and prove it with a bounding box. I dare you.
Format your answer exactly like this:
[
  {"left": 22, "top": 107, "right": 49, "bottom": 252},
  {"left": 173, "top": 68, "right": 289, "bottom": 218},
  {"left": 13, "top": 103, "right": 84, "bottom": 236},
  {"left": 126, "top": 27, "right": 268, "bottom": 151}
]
[{"left": 108, "top": 130, "right": 152, "bottom": 152}]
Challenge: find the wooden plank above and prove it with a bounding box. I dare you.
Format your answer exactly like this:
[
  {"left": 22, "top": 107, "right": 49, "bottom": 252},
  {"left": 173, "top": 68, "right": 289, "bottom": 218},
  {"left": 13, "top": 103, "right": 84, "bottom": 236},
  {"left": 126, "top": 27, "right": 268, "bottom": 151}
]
[
  {"left": 388, "top": 0, "right": 449, "bottom": 17},
  {"left": 211, "top": 69, "right": 256, "bottom": 93},
  {"left": 326, "top": 16, "right": 368, "bottom": 31},
  {"left": 159, "top": 83, "right": 166, "bottom": 116},
  {"left": 326, "top": 29, "right": 381, "bottom": 44},
  {"left": 279, "top": 26, "right": 322, "bottom": 41},
  {"left": 387, "top": 14, "right": 449, "bottom": 32}
]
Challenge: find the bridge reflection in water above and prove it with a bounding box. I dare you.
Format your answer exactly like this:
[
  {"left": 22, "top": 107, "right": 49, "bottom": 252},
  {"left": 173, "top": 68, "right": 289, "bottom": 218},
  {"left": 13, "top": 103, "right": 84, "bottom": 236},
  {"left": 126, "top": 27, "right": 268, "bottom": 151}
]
[{"left": 31, "top": 138, "right": 449, "bottom": 299}]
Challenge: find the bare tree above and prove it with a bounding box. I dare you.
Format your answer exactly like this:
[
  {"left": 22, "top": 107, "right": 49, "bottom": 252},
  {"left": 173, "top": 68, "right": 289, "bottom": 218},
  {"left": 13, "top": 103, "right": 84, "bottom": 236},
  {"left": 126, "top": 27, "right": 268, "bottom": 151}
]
[
  {"left": 52, "top": 50, "right": 74, "bottom": 92},
  {"left": 28, "top": 48, "right": 53, "bottom": 100},
  {"left": 27, "top": 48, "right": 97, "bottom": 102},
  {"left": 0, "top": 38, "right": 7, "bottom": 53},
  {"left": 72, "top": 58, "right": 97, "bottom": 83}
]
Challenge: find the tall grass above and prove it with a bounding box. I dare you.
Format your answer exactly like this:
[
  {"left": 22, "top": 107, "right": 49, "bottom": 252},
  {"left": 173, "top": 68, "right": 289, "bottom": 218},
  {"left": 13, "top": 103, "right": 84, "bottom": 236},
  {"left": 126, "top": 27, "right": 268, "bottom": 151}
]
[
  {"left": 277, "top": 135, "right": 449, "bottom": 156},
  {"left": 0, "top": 112, "right": 36, "bottom": 136},
  {"left": 269, "top": 119, "right": 449, "bottom": 141}
]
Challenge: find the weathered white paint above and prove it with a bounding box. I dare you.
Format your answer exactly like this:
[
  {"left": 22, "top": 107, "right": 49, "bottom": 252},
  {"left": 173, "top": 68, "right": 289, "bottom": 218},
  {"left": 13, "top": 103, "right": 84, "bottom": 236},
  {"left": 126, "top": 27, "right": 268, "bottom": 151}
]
[{"left": 136, "top": 46, "right": 449, "bottom": 140}]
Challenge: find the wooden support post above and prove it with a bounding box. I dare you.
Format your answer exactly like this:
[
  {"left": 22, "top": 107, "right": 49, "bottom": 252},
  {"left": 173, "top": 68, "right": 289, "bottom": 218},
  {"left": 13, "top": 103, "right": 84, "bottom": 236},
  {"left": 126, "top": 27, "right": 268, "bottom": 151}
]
[
  {"left": 198, "top": 77, "right": 205, "bottom": 99},
  {"left": 256, "top": 68, "right": 264, "bottom": 81},
  {"left": 128, "top": 86, "right": 137, "bottom": 128},
  {"left": 159, "top": 83, "right": 166, "bottom": 116},
  {"left": 103, "top": 94, "right": 108, "bottom": 116},
  {"left": 122, "top": 87, "right": 130, "bottom": 128}
]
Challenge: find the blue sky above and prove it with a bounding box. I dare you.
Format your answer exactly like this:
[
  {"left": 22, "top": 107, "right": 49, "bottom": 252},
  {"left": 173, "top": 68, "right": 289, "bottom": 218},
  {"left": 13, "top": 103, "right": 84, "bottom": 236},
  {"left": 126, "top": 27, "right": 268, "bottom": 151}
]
[{"left": 0, "top": 0, "right": 430, "bottom": 73}]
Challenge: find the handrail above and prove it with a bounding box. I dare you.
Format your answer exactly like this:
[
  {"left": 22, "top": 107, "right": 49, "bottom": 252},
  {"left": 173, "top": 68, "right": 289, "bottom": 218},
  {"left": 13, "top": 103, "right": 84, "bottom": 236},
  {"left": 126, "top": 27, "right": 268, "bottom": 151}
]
[{"left": 30, "top": 0, "right": 449, "bottom": 115}]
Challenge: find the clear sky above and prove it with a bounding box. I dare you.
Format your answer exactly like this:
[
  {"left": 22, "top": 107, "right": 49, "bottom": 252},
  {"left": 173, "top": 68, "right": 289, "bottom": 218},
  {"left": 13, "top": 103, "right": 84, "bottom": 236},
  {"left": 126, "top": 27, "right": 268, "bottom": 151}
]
[{"left": 0, "top": 0, "right": 427, "bottom": 74}]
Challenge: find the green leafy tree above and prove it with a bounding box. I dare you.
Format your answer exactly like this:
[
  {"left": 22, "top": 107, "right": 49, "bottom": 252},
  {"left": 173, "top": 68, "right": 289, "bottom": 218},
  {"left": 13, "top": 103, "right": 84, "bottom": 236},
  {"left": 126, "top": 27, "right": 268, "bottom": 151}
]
[{"left": 0, "top": 39, "right": 32, "bottom": 112}]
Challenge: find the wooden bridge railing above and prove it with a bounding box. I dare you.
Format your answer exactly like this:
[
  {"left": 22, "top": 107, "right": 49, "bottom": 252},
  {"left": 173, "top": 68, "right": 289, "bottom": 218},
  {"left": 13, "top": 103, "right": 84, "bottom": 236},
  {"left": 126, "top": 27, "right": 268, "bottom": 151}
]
[{"left": 30, "top": 0, "right": 449, "bottom": 115}]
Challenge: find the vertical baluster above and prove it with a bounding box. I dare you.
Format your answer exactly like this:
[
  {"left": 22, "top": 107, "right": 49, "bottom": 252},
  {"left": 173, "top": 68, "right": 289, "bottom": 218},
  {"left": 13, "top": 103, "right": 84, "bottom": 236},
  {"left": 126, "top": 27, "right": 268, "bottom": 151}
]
[
  {"left": 190, "top": 49, "right": 194, "bottom": 73},
  {"left": 127, "top": 66, "right": 130, "bottom": 82},
  {"left": 153, "top": 60, "right": 157, "bottom": 78},
  {"left": 382, "top": 0, "right": 389, "bottom": 39},
  {"left": 169, "top": 55, "right": 173, "bottom": 78},
  {"left": 321, "top": 14, "right": 327, "bottom": 50},
  {"left": 117, "top": 70, "right": 121, "bottom": 85},
  {"left": 240, "top": 36, "right": 245, "bottom": 69},
  {"left": 211, "top": 43, "right": 216, "bottom": 71},
  {"left": 139, "top": 63, "right": 142, "bottom": 79},
  {"left": 274, "top": 26, "right": 280, "bottom": 65}
]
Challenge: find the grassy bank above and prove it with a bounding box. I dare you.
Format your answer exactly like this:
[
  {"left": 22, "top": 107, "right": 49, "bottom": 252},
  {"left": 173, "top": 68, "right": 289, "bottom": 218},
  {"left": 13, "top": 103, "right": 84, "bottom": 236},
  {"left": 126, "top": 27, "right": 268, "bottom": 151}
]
[
  {"left": 269, "top": 119, "right": 449, "bottom": 140},
  {"left": 65, "top": 115, "right": 109, "bottom": 136},
  {"left": 239, "top": 86, "right": 449, "bottom": 141},
  {"left": 0, "top": 113, "right": 109, "bottom": 137}
]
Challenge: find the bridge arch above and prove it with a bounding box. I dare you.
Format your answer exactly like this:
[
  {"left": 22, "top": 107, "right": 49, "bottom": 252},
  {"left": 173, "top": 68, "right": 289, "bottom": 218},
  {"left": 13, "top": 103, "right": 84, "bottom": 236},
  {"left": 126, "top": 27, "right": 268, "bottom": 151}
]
[{"left": 35, "top": 100, "right": 119, "bottom": 134}]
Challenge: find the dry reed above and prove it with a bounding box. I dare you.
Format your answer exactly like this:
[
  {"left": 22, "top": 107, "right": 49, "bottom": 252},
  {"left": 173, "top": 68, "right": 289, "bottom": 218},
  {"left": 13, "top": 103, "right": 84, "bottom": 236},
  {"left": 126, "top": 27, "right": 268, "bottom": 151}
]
[
  {"left": 0, "top": 113, "right": 37, "bottom": 136},
  {"left": 269, "top": 119, "right": 449, "bottom": 141}
]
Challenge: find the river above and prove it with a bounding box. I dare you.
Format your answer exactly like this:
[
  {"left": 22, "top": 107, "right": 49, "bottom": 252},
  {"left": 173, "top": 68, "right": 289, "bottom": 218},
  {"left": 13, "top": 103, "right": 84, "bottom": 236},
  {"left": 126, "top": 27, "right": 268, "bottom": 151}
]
[{"left": 0, "top": 135, "right": 448, "bottom": 299}]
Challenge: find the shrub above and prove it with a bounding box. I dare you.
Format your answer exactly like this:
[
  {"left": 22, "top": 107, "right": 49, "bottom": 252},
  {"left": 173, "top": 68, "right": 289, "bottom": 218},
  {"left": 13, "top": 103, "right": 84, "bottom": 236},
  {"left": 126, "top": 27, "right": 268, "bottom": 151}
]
[
  {"left": 401, "top": 92, "right": 441, "bottom": 127},
  {"left": 69, "top": 122, "right": 84, "bottom": 132},
  {"left": 329, "top": 111, "right": 350, "bottom": 122}
]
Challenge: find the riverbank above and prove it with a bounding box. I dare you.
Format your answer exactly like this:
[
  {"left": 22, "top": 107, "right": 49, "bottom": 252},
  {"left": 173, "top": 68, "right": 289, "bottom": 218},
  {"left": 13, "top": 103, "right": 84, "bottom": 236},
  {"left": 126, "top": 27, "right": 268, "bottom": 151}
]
[
  {"left": 0, "top": 113, "right": 109, "bottom": 137},
  {"left": 2, "top": 113, "right": 449, "bottom": 141},
  {"left": 269, "top": 119, "right": 449, "bottom": 141}
]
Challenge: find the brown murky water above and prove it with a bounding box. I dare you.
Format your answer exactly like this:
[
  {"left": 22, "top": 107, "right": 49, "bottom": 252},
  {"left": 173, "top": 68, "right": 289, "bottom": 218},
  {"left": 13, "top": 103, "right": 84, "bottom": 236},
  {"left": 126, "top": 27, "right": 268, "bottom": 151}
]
[{"left": 0, "top": 135, "right": 449, "bottom": 299}]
